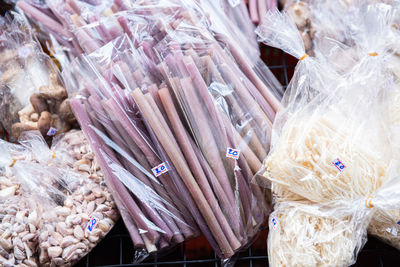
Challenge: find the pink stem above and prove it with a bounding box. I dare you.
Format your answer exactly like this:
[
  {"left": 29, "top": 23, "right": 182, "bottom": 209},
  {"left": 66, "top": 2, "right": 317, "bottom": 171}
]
[
  {"left": 132, "top": 88, "right": 235, "bottom": 257},
  {"left": 17, "top": 1, "right": 73, "bottom": 38},
  {"left": 258, "top": 0, "right": 267, "bottom": 23},
  {"left": 249, "top": 0, "right": 260, "bottom": 24},
  {"left": 70, "top": 98, "right": 160, "bottom": 244},
  {"left": 158, "top": 87, "right": 242, "bottom": 250}
]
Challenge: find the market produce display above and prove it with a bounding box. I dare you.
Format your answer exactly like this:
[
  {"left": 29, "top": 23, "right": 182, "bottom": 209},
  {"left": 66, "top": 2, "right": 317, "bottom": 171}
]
[
  {"left": 1, "top": 0, "right": 400, "bottom": 266},
  {"left": 13, "top": 0, "right": 284, "bottom": 262},
  {"left": 0, "top": 130, "right": 118, "bottom": 267},
  {"left": 0, "top": 13, "right": 77, "bottom": 142}
]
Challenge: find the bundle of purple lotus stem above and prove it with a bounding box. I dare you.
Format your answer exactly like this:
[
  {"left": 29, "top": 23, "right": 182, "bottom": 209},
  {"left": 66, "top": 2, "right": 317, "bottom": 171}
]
[{"left": 18, "top": 0, "right": 281, "bottom": 261}]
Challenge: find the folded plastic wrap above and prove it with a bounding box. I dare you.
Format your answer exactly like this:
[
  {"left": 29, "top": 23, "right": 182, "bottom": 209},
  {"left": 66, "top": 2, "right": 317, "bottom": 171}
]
[
  {"left": 0, "top": 12, "right": 77, "bottom": 141},
  {"left": 0, "top": 130, "right": 118, "bottom": 266}
]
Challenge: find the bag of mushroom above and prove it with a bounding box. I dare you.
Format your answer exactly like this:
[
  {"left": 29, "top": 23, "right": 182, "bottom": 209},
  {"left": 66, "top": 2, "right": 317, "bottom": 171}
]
[
  {"left": 0, "top": 130, "right": 118, "bottom": 267},
  {"left": 0, "top": 12, "right": 77, "bottom": 142}
]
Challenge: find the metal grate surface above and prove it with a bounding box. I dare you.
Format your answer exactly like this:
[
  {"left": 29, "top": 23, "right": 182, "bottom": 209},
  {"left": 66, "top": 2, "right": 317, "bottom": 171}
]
[{"left": 74, "top": 47, "right": 400, "bottom": 267}]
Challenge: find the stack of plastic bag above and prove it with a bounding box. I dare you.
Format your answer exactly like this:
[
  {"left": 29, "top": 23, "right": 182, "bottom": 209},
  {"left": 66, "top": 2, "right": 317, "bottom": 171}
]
[
  {"left": 0, "top": 130, "right": 118, "bottom": 266},
  {"left": 15, "top": 0, "right": 284, "bottom": 263},
  {"left": 255, "top": 5, "right": 400, "bottom": 266}
]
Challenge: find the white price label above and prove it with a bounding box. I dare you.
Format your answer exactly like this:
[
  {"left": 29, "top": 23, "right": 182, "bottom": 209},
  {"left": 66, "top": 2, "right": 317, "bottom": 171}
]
[
  {"left": 86, "top": 216, "right": 99, "bottom": 233},
  {"left": 270, "top": 216, "right": 278, "bottom": 230},
  {"left": 332, "top": 158, "right": 346, "bottom": 172},
  {"left": 152, "top": 162, "right": 168, "bottom": 177},
  {"left": 226, "top": 147, "right": 240, "bottom": 160},
  {"left": 47, "top": 127, "right": 58, "bottom": 136}
]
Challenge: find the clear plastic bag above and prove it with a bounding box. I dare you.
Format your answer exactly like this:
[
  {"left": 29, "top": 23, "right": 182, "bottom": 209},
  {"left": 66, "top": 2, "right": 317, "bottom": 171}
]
[
  {"left": 268, "top": 201, "right": 367, "bottom": 267},
  {"left": 64, "top": 64, "right": 202, "bottom": 259},
  {"left": 282, "top": 0, "right": 400, "bottom": 72},
  {"left": 58, "top": 2, "right": 279, "bottom": 261},
  {"left": 256, "top": 8, "right": 400, "bottom": 266},
  {"left": 0, "top": 195, "right": 41, "bottom": 267},
  {"left": 0, "top": 143, "right": 41, "bottom": 267},
  {"left": 0, "top": 12, "right": 77, "bottom": 141},
  {"left": 367, "top": 77, "right": 400, "bottom": 250},
  {"left": 0, "top": 130, "right": 118, "bottom": 266},
  {"left": 268, "top": 171, "right": 400, "bottom": 267},
  {"left": 203, "top": 0, "right": 259, "bottom": 52}
]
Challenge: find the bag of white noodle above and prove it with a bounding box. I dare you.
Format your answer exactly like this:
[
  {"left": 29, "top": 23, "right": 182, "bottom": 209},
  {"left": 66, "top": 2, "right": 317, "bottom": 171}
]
[
  {"left": 267, "top": 201, "right": 367, "bottom": 267},
  {"left": 267, "top": 169, "right": 400, "bottom": 267},
  {"left": 255, "top": 9, "right": 400, "bottom": 266}
]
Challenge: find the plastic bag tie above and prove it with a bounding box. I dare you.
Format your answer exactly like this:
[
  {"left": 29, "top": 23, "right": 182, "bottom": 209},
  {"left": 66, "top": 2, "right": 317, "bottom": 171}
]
[
  {"left": 10, "top": 158, "right": 17, "bottom": 167},
  {"left": 368, "top": 52, "right": 378, "bottom": 56},
  {"left": 365, "top": 196, "right": 374, "bottom": 208},
  {"left": 300, "top": 54, "right": 309, "bottom": 61}
]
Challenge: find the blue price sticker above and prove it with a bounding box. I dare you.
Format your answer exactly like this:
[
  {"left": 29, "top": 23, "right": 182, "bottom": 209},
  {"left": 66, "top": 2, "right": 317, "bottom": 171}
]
[
  {"left": 86, "top": 216, "right": 99, "bottom": 233},
  {"left": 226, "top": 147, "right": 240, "bottom": 160},
  {"left": 271, "top": 216, "right": 278, "bottom": 230},
  {"left": 331, "top": 158, "right": 346, "bottom": 172},
  {"left": 152, "top": 162, "right": 168, "bottom": 177},
  {"left": 47, "top": 127, "right": 58, "bottom": 136}
]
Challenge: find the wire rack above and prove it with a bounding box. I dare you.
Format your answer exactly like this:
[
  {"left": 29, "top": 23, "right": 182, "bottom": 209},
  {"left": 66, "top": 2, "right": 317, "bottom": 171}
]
[{"left": 71, "top": 47, "right": 400, "bottom": 267}]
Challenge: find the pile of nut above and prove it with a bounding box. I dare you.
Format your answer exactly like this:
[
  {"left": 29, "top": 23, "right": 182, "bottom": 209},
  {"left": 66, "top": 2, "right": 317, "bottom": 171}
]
[{"left": 0, "top": 130, "right": 119, "bottom": 267}]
